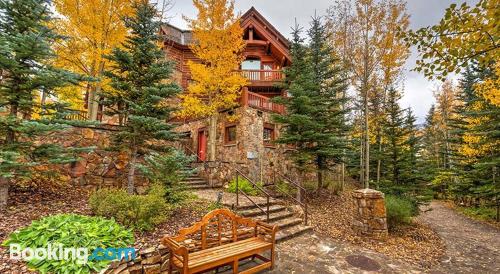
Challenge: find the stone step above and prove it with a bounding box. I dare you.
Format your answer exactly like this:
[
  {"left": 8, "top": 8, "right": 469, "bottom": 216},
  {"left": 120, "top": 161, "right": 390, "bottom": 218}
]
[
  {"left": 239, "top": 204, "right": 287, "bottom": 217},
  {"left": 276, "top": 225, "right": 313, "bottom": 243},
  {"left": 181, "top": 182, "right": 208, "bottom": 188},
  {"left": 186, "top": 184, "right": 212, "bottom": 190},
  {"left": 227, "top": 200, "right": 280, "bottom": 210},
  {"left": 181, "top": 179, "right": 207, "bottom": 184},
  {"left": 254, "top": 211, "right": 295, "bottom": 223},
  {"left": 271, "top": 218, "right": 303, "bottom": 230}
]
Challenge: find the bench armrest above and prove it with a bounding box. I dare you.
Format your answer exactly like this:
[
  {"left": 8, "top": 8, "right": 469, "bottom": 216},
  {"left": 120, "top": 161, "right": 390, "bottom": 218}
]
[
  {"left": 256, "top": 221, "right": 278, "bottom": 242},
  {"left": 162, "top": 236, "right": 188, "bottom": 266}
]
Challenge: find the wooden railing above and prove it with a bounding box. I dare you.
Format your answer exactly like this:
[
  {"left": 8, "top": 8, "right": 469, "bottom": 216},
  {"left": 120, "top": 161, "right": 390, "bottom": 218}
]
[
  {"left": 64, "top": 109, "right": 88, "bottom": 121},
  {"left": 238, "top": 69, "right": 284, "bottom": 82},
  {"left": 241, "top": 89, "right": 285, "bottom": 114}
]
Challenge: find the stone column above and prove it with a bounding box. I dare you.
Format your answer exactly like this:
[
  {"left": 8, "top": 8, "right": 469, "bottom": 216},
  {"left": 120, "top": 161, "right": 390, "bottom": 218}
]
[{"left": 352, "top": 189, "right": 388, "bottom": 239}]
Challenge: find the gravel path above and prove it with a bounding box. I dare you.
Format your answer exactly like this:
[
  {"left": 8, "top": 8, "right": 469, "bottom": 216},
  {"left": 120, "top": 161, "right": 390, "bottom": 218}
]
[{"left": 419, "top": 201, "right": 500, "bottom": 274}]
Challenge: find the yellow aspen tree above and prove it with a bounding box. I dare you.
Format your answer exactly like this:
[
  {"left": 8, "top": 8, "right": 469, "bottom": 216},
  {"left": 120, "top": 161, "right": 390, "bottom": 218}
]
[
  {"left": 327, "top": 0, "right": 410, "bottom": 187},
  {"left": 178, "top": 0, "right": 248, "bottom": 161},
  {"left": 52, "top": 0, "right": 135, "bottom": 120}
]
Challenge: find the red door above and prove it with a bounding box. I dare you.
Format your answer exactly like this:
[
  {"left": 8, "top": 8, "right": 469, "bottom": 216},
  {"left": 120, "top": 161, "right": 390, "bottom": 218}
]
[{"left": 197, "top": 129, "right": 207, "bottom": 162}]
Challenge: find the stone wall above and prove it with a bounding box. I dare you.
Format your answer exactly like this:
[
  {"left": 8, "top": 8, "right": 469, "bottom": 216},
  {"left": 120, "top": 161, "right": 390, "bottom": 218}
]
[
  {"left": 352, "top": 189, "right": 388, "bottom": 239},
  {"left": 174, "top": 106, "right": 299, "bottom": 185},
  {"left": 104, "top": 244, "right": 170, "bottom": 274},
  {"left": 46, "top": 127, "right": 149, "bottom": 193}
]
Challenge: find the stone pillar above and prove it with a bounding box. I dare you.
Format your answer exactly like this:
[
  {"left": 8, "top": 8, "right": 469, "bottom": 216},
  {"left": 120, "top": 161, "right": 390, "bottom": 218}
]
[{"left": 352, "top": 189, "right": 388, "bottom": 239}]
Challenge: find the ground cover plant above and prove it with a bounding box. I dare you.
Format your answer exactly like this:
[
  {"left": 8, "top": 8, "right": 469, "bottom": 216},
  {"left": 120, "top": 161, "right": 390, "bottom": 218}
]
[{"left": 2, "top": 214, "right": 134, "bottom": 274}]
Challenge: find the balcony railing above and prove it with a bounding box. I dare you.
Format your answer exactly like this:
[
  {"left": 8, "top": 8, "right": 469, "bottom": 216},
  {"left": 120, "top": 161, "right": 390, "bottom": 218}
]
[
  {"left": 238, "top": 69, "right": 284, "bottom": 82},
  {"left": 241, "top": 89, "right": 284, "bottom": 114}
]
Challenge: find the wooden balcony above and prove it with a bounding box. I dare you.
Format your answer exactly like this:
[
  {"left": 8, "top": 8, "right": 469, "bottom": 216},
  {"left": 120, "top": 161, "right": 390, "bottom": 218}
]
[
  {"left": 238, "top": 69, "right": 284, "bottom": 87},
  {"left": 241, "top": 89, "right": 284, "bottom": 114}
]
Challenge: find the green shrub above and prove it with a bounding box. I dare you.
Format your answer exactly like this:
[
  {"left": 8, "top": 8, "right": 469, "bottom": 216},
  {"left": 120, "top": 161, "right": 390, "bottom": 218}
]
[
  {"left": 385, "top": 194, "right": 418, "bottom": 229},
  {"left": 2, "top": 214, "right": 134, "bottom": 274},
  {"left": 227, "top": 177, "right": 263, "bottom": 196},
  {"left": 138, "top": 150, "right": 194, "bottom": 203},
  {"left": 458, "top": 206, "right": 497, "bottom": 222},
  {"left": 274, "top": 180, "right": 297, "bottom": 196},
  {"left": 89, "top": 184, "right": 168, "bottom": 231}
]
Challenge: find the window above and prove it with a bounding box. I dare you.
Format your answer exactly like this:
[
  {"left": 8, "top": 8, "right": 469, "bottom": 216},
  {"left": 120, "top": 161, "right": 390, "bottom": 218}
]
[
  {"left": 263, "top": 123, "right": 275, "bottom": 146},
  {"left": 225, "top": 125, "right": 237, "bottom": 144}
]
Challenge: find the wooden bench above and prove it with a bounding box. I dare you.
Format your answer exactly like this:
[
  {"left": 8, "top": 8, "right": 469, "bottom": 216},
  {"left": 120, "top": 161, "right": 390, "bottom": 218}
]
[{"left": 162, "top": 208, "right": 278, "bottom": 274}]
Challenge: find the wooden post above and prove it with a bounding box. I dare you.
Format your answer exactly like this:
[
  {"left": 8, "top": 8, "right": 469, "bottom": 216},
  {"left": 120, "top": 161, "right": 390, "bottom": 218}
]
[{"left": 241, "top": 87, "right": 248, "bottom": 106}]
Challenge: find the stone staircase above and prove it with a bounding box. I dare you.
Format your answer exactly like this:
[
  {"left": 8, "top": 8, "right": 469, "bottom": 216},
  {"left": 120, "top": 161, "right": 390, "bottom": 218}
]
[
  {"left": 182, "top": 165, "right": 313, "bottom": 242},
  {"left": 180, "top": 174, "right": 212, "bottom": 190},
  {"left": 231, "top": 200, "right": 313, "bottom": 243}
]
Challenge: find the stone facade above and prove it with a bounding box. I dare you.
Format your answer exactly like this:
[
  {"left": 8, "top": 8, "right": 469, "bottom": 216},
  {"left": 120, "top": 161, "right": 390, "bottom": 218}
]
[
  {"left": 174, "top": 105, "right": 298, "bottom": 186},
  {"left": 352, "top": 189, "right": 388, "bottom": 239}
]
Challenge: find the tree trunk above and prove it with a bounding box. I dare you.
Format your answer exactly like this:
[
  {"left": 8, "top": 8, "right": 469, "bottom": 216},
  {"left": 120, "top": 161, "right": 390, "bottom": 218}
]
[
  {"left": 88, "top": 85, "right": 100, "bottom": 121},
  {"left": 127, "top": 146, "right": 138, "bottom": 194},
  {"left": 0, "top": 177, "right": 9, "bottom": 211},
  {"left": 317, "top": 156, "right": 323, "bottom": 190},
  {"left": 6, "top": 103, "right": 18, "bottom": 143},
  {"left": 364, "top": 88, "right": 370, "bottom": 189},
  {"left": 208, "top": 114, "right": 217, "bottom": 162}
]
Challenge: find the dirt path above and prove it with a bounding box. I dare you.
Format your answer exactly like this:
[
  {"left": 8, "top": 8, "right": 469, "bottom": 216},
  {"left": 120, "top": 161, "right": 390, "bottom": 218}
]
[{"left": 419, "top": 201, "right": 500, "bottom": 274}]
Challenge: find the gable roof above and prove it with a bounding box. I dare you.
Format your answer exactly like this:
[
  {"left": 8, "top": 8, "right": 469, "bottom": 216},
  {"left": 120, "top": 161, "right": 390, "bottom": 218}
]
[{"left": 241, "top": 7, "right": 289, "bottom": 49}]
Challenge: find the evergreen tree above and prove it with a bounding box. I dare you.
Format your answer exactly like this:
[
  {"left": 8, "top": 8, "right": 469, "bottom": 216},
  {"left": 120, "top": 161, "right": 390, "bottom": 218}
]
[
  {"left": 0, "top": 0, "right": 82, "bottom": 209},
  {"left": 307, "top": 14, "right": 350, "bottom": 189},
  {"left": 103, "top": 0, "right": 181, "bottom": 194},
  {"left": 400, "top": 108, "right": 419, "bottom": 185},
  {"left": 381, "top": 88, "right": 406, "bottom": 186},
  {"left": 273, "top": 16, "right": 349, "bottom": 192}
]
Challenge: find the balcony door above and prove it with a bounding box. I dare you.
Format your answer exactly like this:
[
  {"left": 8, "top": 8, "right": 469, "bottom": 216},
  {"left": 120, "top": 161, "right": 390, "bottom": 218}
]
[{"left": 241, "top": 57, "right": 261, "bottom": 80}]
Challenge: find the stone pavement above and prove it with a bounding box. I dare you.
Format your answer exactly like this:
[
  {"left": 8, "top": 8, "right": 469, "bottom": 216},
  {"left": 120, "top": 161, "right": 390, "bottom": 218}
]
[
  {"left": 216, "top": 233, "right": 423, "bottom": 274},
  {"left": 420, "top": 201, "right": 500, "bottom": 274}
]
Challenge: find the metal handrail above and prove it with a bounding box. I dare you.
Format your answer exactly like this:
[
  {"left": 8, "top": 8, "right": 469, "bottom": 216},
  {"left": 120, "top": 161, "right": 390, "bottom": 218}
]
[
  {"left": 228, "top": 164, "right": 271, "bottom": 222},
  {"left": 236, "top": 174, "right": 270, "bottom": 222},
  {"left": 178, "top": 147, "right": 271, "bottom": 222},
  {"left": 273, "top": 171, "right": 308, "bottom": 225}
]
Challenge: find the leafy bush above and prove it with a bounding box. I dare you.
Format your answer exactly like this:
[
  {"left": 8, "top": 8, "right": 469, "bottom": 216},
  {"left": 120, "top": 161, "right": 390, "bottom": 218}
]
[
  {"left": 458, "top": 206, "right": 498, "bottom": 222},
  {"left": 89, "top": 184, "right": 168, "bottom": 231},
  {"left": 2, "top": 214, "right": 134, "bottom": 274},
  {"left": 227, "top": 177, "right": 263, "bottom": 196},
  {"left": 385, "top": 194, "right": 418, "bottom": 229},
  {"left": 274, "top": 180, "right": 297, "bottom": 196},
  {"left": 138, "top": 150, "right": 194, "bottom": 203}
]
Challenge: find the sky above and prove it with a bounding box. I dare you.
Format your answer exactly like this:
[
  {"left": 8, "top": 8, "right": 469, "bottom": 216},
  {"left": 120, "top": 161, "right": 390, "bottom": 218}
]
[{"left": 162, "top": 0, "right": 475, "bottom": 123}]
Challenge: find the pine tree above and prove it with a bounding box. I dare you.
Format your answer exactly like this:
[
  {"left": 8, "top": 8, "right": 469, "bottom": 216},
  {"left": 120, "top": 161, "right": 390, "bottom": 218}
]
[
  {"left": 103, "top": 0, "right": 181, "bottom": 194},
  {"left": 381, "top": 88, "right": 406, "bottom": 186},
  {"left": 400, "top": 108, "right": 419, "bottom": 185},
  {"left": 0, "top": 0, "right": 83, "bottom": 209},
  {"left": 273, "top": 16, "right": 349, "bottom": 192}
]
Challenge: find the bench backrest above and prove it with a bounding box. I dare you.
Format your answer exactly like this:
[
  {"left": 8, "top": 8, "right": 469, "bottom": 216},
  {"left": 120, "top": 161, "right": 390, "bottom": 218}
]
[{"left": 171, "top": 208, "right": 259, "bottom": 251}]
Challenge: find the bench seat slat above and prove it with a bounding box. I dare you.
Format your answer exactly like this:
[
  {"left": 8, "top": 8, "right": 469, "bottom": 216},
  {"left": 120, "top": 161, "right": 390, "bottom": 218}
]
[{"left": 173, "top": 237, "right": 272, "bottom": 269}]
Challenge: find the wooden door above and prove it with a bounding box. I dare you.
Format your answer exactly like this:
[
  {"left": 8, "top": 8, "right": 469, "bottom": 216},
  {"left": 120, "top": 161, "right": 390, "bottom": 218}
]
[{"left": 197, "top": 129, "right": 207, "bottom": 162}]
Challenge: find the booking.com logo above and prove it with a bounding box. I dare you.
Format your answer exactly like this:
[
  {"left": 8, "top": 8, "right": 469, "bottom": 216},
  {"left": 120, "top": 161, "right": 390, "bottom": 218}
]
[{"left": 9, "top": 243, "right": 136, "bottom": 264}]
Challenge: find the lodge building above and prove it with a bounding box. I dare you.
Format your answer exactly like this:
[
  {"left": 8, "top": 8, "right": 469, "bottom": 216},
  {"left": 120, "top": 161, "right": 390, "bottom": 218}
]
[{"left": 161, "top": 7, "right": 295, "bottom": 185}]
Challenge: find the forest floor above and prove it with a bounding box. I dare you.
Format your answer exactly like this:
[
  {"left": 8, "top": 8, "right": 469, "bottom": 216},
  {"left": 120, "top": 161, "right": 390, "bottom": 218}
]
[
  {"left": 308, "top": 188, "right": 446, "bottom": 269},
  {"left": 419, "top": 201, "right": 500, "bottom": 274},
  {"left": 0, "top": 186, "right": 211, "bottom": 273}
]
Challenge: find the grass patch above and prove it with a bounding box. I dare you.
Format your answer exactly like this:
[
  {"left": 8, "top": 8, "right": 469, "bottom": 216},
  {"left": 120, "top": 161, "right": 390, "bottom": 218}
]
[{"left": 457, "top": 206, "right": 498, "bottom": 222}]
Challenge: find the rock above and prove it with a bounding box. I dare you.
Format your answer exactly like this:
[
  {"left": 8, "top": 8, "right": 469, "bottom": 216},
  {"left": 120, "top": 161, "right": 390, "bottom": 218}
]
[
  {"left": 142, "top": 254, "right": 161, "bottom": 265},
  {"left": 143, "top": 264, "right": 161, "bottom": 274},
  {"left": 82, "top": 128, "right": 95, "bottom": 139},
  {"left": 71, "top": 159, "right": 87, "bottom": 178},
  {"left": 128, "top": 264, "right": 143, "bottom": 274}
]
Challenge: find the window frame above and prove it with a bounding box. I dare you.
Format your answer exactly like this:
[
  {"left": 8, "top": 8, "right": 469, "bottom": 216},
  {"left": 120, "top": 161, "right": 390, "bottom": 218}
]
[
  {"left": 263, "top": 123, "right": 276, "bottom": 147},
  {"left": 224, "top": 123, "right": 237, "bottom": 145}
]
